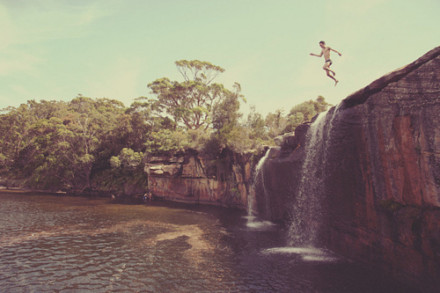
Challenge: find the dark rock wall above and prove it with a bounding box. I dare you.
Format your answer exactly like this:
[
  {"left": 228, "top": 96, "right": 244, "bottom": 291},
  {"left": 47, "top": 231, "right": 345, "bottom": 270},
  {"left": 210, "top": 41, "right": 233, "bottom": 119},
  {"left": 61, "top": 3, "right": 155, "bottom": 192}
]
[
  {"left": 324, "top": 47, "right": 440, "bottom": 284},
  {"left": 260, "top": 46, "right": 440, "bottom": 284}
]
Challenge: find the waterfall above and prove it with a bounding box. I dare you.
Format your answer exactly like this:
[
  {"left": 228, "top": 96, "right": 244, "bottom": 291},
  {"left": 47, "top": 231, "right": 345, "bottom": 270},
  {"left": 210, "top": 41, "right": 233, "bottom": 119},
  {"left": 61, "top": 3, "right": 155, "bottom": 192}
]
[
  {"left": 248, "top": 148, "right": 269, "bottom": 218},
  {"left": 260, "top": 108, "right": 342, "bottom": 262},
  {"left": 246, "top": 148, "right": 274, "bottom": 229},
  {"left": 287, "top": 108, "right": 338, "bottom": 246},
  {"left": 246, "top": 105, "right": 341, "bottom": 237}
]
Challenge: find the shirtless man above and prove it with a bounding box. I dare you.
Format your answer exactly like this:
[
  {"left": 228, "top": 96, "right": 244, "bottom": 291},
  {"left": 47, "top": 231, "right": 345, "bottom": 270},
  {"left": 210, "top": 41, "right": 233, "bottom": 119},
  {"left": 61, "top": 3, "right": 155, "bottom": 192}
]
[{"left": 310, "top": 41, "right": 342, "bottom": 85}]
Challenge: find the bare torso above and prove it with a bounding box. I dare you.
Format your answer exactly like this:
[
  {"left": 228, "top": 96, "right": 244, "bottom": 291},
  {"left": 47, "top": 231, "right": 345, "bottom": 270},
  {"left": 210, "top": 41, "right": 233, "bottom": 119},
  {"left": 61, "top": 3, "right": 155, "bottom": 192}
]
[{"left": 322, "top": 46, "right": 331, "bottom": 60}]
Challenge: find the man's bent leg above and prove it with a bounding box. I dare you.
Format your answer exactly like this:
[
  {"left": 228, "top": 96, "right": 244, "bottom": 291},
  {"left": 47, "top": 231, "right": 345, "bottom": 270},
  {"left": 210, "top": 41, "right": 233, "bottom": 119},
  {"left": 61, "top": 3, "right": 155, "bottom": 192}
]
[{"left": 324, "top": 68, "right": 338, "bottom": 85}]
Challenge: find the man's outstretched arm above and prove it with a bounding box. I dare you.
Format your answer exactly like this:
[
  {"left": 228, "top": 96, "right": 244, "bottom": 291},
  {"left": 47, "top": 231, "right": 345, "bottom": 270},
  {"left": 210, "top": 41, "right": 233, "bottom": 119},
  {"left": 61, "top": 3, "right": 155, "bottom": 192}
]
[
  {"left": 310, "top": 52, "right": 323, "bottom": 57},
  {"left": 331, "top": 48, "right": 342, "bottom": 56}
]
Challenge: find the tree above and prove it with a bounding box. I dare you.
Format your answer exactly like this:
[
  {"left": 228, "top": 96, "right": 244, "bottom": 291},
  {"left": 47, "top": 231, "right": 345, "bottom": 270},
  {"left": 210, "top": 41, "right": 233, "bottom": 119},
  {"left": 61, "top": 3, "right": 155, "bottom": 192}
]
[
  {"left": 64, "top": 96, "right": 126, "bottom": 190},
  {"left": 212, "top": 82, "right": 244, "bottom": 132},
  {"left": 282, "top": 96, "right": 331, "bottom": 134},
  {"left": 265, "top": 109, "right": 289, "bottom": 138},
  {"left": 25, "top": 116, "right": 76, "bottom": 188},
  {"left": 288, "top": 95, "right": 330, "bottom": 121},
  {"left": 246, "top": 106, "right": 268, "bottom": 140},
  {"left": 0, "top": 104, "right": 36, "bottom": 168},
  {"left": 148, "top": 60, "right": 241, "bottom": 130}
]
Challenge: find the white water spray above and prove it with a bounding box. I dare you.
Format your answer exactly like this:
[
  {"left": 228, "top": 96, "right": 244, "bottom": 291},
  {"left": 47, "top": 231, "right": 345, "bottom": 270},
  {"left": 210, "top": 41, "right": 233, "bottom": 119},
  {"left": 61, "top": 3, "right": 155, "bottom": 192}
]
[
  {"left": 249, "top": 107, "right": 342, "bottom": 261},
  {"left": 246, "top": 149, "right": 275, "bottom": 230},
  {"left": 287, "top": 110, "right": 335, "bottom": 246}
]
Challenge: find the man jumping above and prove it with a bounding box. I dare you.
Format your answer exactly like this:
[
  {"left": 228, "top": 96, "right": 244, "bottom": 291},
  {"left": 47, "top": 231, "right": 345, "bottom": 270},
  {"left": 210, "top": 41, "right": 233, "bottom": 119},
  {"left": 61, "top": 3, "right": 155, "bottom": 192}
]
[{"left": 310, "top": 41, "right": 342, "bottom": 86}]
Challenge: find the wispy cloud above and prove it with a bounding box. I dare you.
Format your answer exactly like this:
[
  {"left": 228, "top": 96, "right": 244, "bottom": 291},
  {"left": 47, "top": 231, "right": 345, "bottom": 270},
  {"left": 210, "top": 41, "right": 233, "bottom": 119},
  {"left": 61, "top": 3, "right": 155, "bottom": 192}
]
[
  {"left": 0, "top": 51, "right": 43, "bottom": 76},
  {"left": 0, "top": 1, "right": 117, "bottom": 83},
  {"left": 1, "top": 1, "right": 114, "bottom": 46},
  {"left": 85, "top": 57, "right": 144, "bottom": 106},
  {"left": 326, "top": 0, "right": 388, "bottom": 14},
  {"left": 0, "top": 5, "right": 18, "bottom": 50}
]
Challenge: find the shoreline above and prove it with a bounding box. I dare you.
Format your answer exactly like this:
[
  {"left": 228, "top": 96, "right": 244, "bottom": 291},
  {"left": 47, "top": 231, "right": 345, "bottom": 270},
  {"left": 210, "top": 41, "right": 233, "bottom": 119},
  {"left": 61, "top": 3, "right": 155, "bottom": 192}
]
[
  {"left": 0, "top": 187, "right": 247, "bottom": 213},
  {"left": 0, "top": 186, "right": 107, "bottom": 197},
  {"left": 0, "top": 187, "right": 68, "bottom": 196}
]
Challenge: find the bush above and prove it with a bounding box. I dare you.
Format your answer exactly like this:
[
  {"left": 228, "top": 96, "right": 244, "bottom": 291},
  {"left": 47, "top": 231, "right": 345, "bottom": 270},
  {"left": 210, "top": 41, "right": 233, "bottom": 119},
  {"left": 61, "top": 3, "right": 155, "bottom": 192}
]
[{"left": 144, "top": 129, "right": 190, "bottom": 155}]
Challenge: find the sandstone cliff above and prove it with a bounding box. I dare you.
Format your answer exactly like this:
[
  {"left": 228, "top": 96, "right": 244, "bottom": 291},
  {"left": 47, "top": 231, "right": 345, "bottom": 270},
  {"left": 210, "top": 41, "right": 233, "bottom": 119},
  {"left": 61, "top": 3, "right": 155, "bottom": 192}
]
[
  {"left": 145, "top": 149, "right": 255, "bottom": 208},
  {"left": 327, "top": 46, "right": 440, "bottom": 286},
  {"left": 260, "top": 46, "right": 440, "bottom": 286}
]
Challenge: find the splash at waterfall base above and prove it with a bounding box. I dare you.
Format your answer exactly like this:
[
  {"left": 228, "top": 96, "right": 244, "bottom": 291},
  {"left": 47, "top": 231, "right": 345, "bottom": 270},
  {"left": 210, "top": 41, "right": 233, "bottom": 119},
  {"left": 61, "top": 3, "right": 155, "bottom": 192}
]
[{"left": 254, "top": 46, "right": 440, "bottom": 287}]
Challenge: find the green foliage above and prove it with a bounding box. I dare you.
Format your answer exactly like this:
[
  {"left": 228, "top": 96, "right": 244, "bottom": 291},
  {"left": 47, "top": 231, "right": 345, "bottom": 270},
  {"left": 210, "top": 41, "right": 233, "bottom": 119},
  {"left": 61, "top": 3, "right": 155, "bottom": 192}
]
[
  {"left": 175, "top": 60, "right": 225, "bottom": 84},
  {"left": 266, "top": 96, "right": 331, "bottom": 138},
  {"left": 221, "top": 126, "right": 255, "bottom": 153},
  {"left": 110, "top": 156, "right": 121, "bottom": 169},
  {"left": 0, "top": 96, "right": 129, "bottom": 190},
  {"left": 0, "top": 59, "right": 332, "bottom": 195},
  {"left": 111, "top": 148, "right": 143, "bottom": 170},
  {"left": 212, "top": 82, "right": 243, "bottom": 131},
  {"left": 148, "top": 60, "right": 242, "bottom": 131},
  {"left": 202, "top": 135, "right": 224, "bottom": 157},
  {"left": 144, "top": 129, "right": 189, "bottom": 155},
  {"left": 289, "top": 96, "right": 330, "bottom": 123},
  {"left": 0, "top": 153, "right": 7, "bottom": 169},
  {"left": 186, "top": 128, "right": 211, "bottom": 151},
  {"left": 246, "top": 106, "right": 269, "bottom": 141}
]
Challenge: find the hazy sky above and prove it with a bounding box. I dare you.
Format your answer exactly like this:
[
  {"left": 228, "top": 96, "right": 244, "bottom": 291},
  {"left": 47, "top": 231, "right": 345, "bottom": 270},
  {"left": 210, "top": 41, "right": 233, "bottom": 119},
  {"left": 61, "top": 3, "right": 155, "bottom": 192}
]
[{"left": 1, "top": 0, "right": 439, "bottom": 116}]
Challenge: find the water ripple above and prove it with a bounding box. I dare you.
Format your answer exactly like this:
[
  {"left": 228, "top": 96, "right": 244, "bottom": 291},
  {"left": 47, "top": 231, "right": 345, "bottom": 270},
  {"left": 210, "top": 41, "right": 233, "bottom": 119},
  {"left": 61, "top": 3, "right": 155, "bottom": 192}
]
[{"left": 0, "top": 193, "right": 425, "bottom": 293}]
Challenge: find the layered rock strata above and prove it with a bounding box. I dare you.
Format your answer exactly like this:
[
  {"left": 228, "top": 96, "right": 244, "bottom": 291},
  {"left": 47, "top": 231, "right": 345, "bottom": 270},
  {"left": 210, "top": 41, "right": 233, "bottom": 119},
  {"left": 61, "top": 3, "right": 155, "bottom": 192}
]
[
  {"left": 145, "top": 149, "right": 253, "bottom": 208},
  {"left": 326, "top": 46, "right": 440, "bottom": 286}
]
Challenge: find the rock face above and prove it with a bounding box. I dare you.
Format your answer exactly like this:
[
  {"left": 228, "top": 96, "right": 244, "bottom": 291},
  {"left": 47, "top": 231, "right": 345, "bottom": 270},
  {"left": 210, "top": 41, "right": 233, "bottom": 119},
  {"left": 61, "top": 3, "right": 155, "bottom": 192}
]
[
  {"left": 253, "top": 124, "right": 309, "bottom": 221},
  {"left": 145, "top": 149, "right": 254, "bottom": 208},
  {"left": 260, "top": 46, "right": 440, "bottom": 286},
  {"left": 327, "top": 46, "right": 440, "bottom": 285}
]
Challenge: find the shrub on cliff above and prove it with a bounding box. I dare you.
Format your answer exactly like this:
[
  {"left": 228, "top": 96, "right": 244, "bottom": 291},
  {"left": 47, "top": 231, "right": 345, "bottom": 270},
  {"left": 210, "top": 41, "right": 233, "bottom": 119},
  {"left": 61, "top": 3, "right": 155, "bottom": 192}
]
[{"left": 144, "top": 129, "right": 190, "bottom": 155}]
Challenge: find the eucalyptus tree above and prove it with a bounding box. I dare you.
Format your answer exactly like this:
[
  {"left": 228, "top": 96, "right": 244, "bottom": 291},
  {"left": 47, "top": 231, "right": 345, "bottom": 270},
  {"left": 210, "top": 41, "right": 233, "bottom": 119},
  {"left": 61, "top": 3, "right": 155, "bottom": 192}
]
[{"left": 148, "top": 60, "right": 243, "bottom": 131}]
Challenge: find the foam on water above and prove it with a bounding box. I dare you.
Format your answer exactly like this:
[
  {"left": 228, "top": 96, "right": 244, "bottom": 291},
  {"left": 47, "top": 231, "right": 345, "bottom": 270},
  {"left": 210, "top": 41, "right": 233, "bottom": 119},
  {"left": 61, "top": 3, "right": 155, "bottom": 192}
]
[
  {"left": 262, "top": 246, "right": 339, "bottom": 263},
  {"left": 244, "top": 216, "right": 276, "bottom": 230}
]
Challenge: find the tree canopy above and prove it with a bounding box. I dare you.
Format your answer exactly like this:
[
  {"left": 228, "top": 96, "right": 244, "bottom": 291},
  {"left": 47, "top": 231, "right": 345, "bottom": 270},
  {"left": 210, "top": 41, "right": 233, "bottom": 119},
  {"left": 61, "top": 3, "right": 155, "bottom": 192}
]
[{"left": 148, "top": 60, "right": 244, "bottom": 130}]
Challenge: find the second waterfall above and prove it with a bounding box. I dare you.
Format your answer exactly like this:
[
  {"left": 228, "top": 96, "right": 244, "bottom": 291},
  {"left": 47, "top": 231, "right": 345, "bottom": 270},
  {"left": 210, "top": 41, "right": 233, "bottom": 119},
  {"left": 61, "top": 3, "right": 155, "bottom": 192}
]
[{"left": 287, "top": 107, "right": 340, "bottom": 247}]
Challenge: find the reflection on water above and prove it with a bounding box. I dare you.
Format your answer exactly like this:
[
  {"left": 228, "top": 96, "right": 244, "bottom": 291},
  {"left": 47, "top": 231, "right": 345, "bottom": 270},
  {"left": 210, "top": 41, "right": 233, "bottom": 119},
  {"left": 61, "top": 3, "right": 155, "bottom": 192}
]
[{"left": 0, "top": 192, "right": 424, "bottom": 292}]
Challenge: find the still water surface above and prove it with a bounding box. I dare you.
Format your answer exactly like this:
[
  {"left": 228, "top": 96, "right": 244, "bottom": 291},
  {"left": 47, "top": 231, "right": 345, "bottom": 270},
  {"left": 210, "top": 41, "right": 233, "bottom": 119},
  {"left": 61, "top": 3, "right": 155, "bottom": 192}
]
[{"left": 0, "top": 192, "right": 423, "bottom": 292}]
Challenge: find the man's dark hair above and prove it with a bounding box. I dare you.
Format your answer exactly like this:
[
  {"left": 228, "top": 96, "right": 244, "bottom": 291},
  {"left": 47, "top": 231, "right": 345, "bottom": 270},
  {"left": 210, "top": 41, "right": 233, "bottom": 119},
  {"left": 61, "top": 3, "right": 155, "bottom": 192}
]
[{"left": 319, "top": 41, "right": 325, "bottom": 45}]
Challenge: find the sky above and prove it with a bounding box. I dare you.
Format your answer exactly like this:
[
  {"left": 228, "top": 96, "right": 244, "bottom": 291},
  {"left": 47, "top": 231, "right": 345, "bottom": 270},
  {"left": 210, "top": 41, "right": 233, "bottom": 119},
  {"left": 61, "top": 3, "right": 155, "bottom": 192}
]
[{"left": 1, "top": 0, "right": 439, "bottom": 117}]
